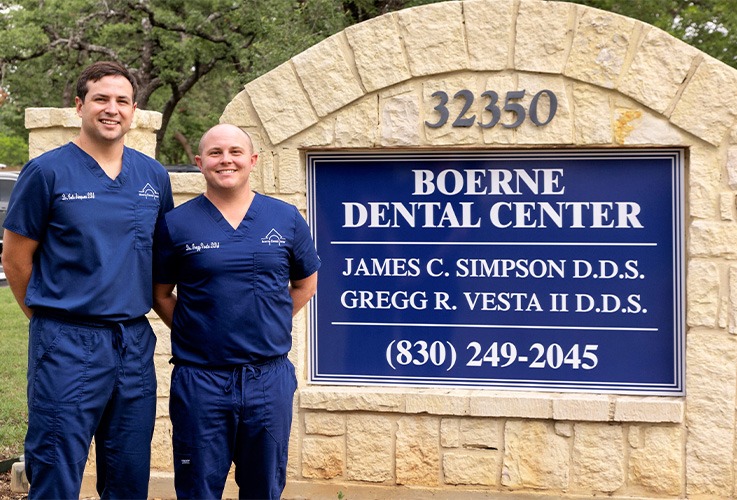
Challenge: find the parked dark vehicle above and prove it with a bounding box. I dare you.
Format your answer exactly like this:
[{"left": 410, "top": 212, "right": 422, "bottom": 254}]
[
  {"left": 0, "top": 171, "right": 20, "bottom": 254},
  {"left": 165, "top": 164, "right": 199, "bottom": 172}
]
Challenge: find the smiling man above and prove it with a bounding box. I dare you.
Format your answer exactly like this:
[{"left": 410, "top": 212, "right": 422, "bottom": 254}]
[
  {"left": 152, "top": 124, "right": 320, "bottom": 499},
  {"left": 1, "top": 61, "right": 173, "bottom": 499}
]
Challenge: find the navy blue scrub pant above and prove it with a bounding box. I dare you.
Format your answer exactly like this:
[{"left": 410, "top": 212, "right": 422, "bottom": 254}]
[
  {"left": 170, "top": 355, "right": 297, "bottom": 500},
  {"left": 24, "top": 313, "right": 157, "bottom": 500}
]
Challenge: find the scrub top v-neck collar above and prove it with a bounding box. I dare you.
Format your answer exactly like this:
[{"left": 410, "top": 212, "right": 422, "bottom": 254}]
[
  {"left": 198, "top": 192, "right": 263, "bottom": 239},
  {"left": 70, "top": 141, "right": 130, "bottom": 189}
]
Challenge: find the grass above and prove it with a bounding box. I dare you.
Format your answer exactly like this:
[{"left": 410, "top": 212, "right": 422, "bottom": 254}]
[{"left": 0, "top": 286, "right": 29, "bottom": 460}]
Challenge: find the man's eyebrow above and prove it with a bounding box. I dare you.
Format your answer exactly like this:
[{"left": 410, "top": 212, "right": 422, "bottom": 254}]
[{"left": 90, "top": 92, "right": 132, "bottom": 101}]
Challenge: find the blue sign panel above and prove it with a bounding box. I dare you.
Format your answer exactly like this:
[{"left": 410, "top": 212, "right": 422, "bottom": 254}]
[{"left": 307, "top": 150, "right": 684, "bottom": 395}]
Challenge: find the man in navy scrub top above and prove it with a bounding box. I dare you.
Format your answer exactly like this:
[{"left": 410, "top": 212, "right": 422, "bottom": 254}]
[
  {"left": 2, "top": 61, "right": 174, "bottom": 499},
  {"left": 153, "top": 123, "right": 320, "bottom": 500}
]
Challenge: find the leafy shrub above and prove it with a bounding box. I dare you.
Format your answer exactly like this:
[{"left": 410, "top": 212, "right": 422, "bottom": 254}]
[{"left": 0, "top": 135, "right": 28, "bottom": 168}]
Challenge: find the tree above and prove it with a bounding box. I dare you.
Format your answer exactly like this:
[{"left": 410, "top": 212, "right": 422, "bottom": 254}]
[{"left": 0, "top": 0, "right": 352, "bottom": 162}]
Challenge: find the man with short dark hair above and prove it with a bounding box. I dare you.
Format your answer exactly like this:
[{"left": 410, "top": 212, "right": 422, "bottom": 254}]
[
  {"left": 153, "top": 123, "right": 319, "bottom": 499},
  {"left": 2, "top": 60, "right": 173, "bottom": 499}
]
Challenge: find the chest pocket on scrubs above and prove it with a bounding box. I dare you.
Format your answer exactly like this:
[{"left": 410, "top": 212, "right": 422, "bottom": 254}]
[
  {"left": 135, "top": 203, "right": 159, "bottom": 249},
  {"left": 254, "top": 252, "right": 288, "bottom": 294}
]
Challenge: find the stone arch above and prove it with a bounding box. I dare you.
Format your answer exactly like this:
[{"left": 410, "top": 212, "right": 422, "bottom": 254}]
[{"left": 173, "top": 0, "right": 737, "bottom": 497}]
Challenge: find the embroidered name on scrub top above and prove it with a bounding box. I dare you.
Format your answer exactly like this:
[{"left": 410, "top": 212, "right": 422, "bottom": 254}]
[{"left": 186, "top": 242, "right": 221, "bottom": 252}]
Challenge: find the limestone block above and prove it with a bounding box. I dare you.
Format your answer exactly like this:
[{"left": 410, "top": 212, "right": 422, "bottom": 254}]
[
  {"left": 443, "top": 451, "right": 498, "bottom": 486},
  {"left": 396, "top": 2, "right": 467, "bottom": 76},
  {"left": 564, "top": 8, "right": 634, "bottom": 88},
  {"left": 552, "top": 394, "right": 610, "bottom": 422},
  {"left": 156, "top": 398, "right": 169, "bottom": 419},
  {"left": 220, "top": 89, "right": 263, "bottom": 132},
  {"left": 173, "top": 194, "right": 196, "bottom": 207},
  {"left": 440, "top": 418, "right": 460, "bottom": 448},
  {"left": 288, "top": 118, "right": 334, "bottom": 148},
  {"left": 614, "top": 107, "right": 686, "bottom": 145},
  {"left": 28, "top": 128, "right": 78, "bottom": 159},
  {"left": 689, "top": 220, "right": 737, "bottom": 259},
  {"left": 730, "top": 265, "right": 737, "bottom": 334},
  {"left": 249, "top": 156, "right": 265, "bottom": 193},
  {"left": 571, "top": 423, "right": 625, "bottom": 492},
  {"left": 573, "top": 84, "right": 612, "bottom": 144},
  {"left": 287, "top": 400, "right": 300, "bottom": 479},
  {"left": 302, "top": 436, "right": 344, "bottom": 479},
  {"left": 555, "top": 422, "right": 573, "bottom": 437},
  {"left": 381, "top": 91, "right": 421, "bottom": 146},
  {"left": 150, "top": 418, "right": 173, "bottom": 470},
  {"left": 346, "top": 414, "right": 394, "bottom": 482},
  {"left": 464, "top": 0, "right": 514, "bottom": 71},
  {"left": 396, "top": 416, "right": 440, "bottom": 486},
  {"left": 671, "top": 56, "right": 737, "bottom": 146},
  {"left": 168, "top": 172, "right": 205, "bottom": 195},
  {"left": 131, "top": 109, "right": 163, "bottom": 131},
  {"left": 689, "top": 148, "right": 720, "bottom": 220},
  {"left": 276, "top": 149, "right": 305, "bottom": 194},
  {"left": 727, "top": 147, "right": 737, "bottom": 189},
  {"left": 516, "top": 74, "right": 573, "bottom": 145},
  {"left": 515, "top": 0, "right": 573, "bottom": 74},
  {"left": 613, "top": 398, "right": 683, "bottom": 423},
  {"left": 25, "top": 107, "right": 79, "bottom": 128},
  {"left": 686, "top": 260, "right": 719, "bottom": 328},
  {"left": 501, "top": 420, "right": 569, "bottom": 489},
  {"left": 277, "top": 193, "right": 307, "bottom": 212},
  {"left": 299, "top": 387, "right": 406, "bottom": 412},
  {"left": 345, "top": 13, "right": 411, "bottom": 92},
  {"left": 304, "top": 412, "right": 346, "bottom": 436},
  {"left": 11, "top": 461, "right": 28, "bottom": 494},
  {"left": 481, "top": 73, "right": 517, "bottom": 145},
  {"left": 459, "top": 418, "right": 503, "bottom": 450},
  {"left": 259, "top": 151, "right": 278, "bottom": 194},
  {"left": 628, "top": 426, "right": 683, "bottom": 496},
  {"left": 619, "top": 27, "right": 698, "bottom": 114},
  {"left": 245, "top": 62, "right": 318, "bottom": 145},
  {"left": 720, "top": 192, "right": 734, "bottom": 221},
  {"left": 423, "top": 73, "right": 483, "bottom": 146},
  {"left": 471, "top": 392, "right": 552, "bottom": 418},
  {"left": 155, "top": 354, "right": 173, "bottom": 398},
  {"left": 293, "top": 33, "right": 365, "bottom": 118},
  {"left": 334, "top": 96, "right": 379, "bottom": 148},
  {"left": 405, "top": 390, "right": 470, "bottom": 415},
  {"left": 125, "top": 129, "right": 156, "bottom": 157},
  {"left": 686, "top": 330, "right": 737, "bottom": 496},
  {"left": 150, "top": 317, "right": 171, "bottom": 356}
]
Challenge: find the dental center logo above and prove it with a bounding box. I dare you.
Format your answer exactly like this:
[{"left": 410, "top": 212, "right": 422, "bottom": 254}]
[
  {"left": 138, "top": 183, "right": 160, "bottom": 199},
  {"left": 186, "top": 241, "right": 221, "bottom": 252},
  {"left": 261, "top": 229, "right": 286, "bottom": 246},
  {"left": 61, "top": 192, "right": 95, "bottom": 201}
]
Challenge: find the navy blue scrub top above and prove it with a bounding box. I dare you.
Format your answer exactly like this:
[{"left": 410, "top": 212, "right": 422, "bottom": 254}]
[
  {"left": 3, "top": 143, "right": 174, "bottom": 321},
  {"left": 154, "top": 193, "right": 321, "bottom": 366}
]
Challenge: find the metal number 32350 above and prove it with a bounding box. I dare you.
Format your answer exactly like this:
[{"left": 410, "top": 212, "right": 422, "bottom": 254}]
[{"left": 425, "top": 89, "right": 558, "bottom": 129}]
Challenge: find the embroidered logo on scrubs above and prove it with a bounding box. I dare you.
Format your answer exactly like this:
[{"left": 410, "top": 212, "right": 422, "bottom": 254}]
[
  {"left": 138, "top": 183, "right": 160, "bottom": 199},
  {"left": 261, "top": 229, "right": 286, "bottom": 246},
  {"left": 61, "top": 192, "right": 95, "bottom": 201},
  {"left": 185, "top": 241, "right": 221, "bottom": 252}
]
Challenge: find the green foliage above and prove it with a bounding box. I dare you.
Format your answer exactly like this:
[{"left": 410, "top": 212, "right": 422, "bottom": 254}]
[
  {"left": 0, "top": 287, "right": 29, "bottom": 460},
  {"left": 0, "top": 135, "right": 28, "bottom": 167},
  {"left": 0, "top": 0, "right": 355, "bottom": 163}
]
